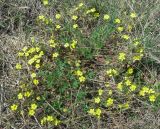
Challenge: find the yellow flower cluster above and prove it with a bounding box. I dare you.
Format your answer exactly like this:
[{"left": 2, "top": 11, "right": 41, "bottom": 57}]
[
  {"left": 86, "top": 8, "right": 96, "bottom": 14},
  {"left": 139, "top": 86, "right": 157, "bottom": 102},
  {"left": 41, "top": 115, "right": 61, "bottom": 126},
  {"left": 116, "top": 76, "right": 138, "bottom": 92},
  {"left": 118, "top": 52, "right": 126, "bottom": 61},
  {"left": 106, "top": 68, "right": 118, "bottom": 77},
  {"left": 28, "top": 103, "right": 37, "bottom": 116},
  {"left": 73, "top": 2, "right": 84, "bottom": 11},
  {"left": 88, "top": 108, "right": 102, "bottom": 118},
  {"left": 38, "top": 15, "right": 52, "bottom": 24},
  {"left": 75, "top": 69, "right": 86, "bottom": 83},
  {"left": 43, "top": 0, "right": 48, "bottom": 6},
  {"left": 49, "top": 39, "right": 57, "bottom": 48},
  {"left": 18, "top": 46, "right": 43, "bottom": 70}
]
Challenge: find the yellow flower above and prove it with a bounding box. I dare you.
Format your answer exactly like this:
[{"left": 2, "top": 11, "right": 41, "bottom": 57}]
[
  {"left": 35, "top": 47, "right": 40, "bottom": 52},
  {"left": 125, "top": 79, "right": 131, "bottom": 86},
  {"left": 149, "top": 95, "right": 156, "bottom": 102},
  {"left": 118, "top": 52, "right": 126, "bottom": 61},
  {"left": 104, "top": 14, "right": 110, "bottom": 20},
  {"left": 94, "top": 97, "right": 101, "bottom": 104},
  {"left": 75, "top": 70, "right": 83, "bottom": 76},
  {"left": 36, "top": 96, "right": 41, "bottom": 100},
  {"left": 10, "top": 104, "right": 18, "bottom": 111},
  {"left": 36, "top": 59, "right": 40, "bottom": 63},
  {"left": 20, "top": 84, "right": 26, "bottom": 89},
  {"left": 79, "top": 76, "right": 86, "bottom": 82},
  {"left": 105, "top": 82, "right": 110, "bottom": 87},
  {"left": 106, "top": 98, "right": 114, "bottom": 107},
  {"left": 31, "top": 73, "right": 36, "bottom": 78},
  {"left": 130, "top": 12, "right": 137, "bottom": 18},
  {"left": 52, "top": 52, "right": 59, "bottom": 58},
  {"left": 117, "top": 82, "right": 123, "bottom": 91},
  {"left": 43, "top": 0, "right": 48, "bottom": 5},
  {"left": 130, "top": 84, "right": 137, "bottom": 91},
  {"left": 134, "top": 41, "right": 140, "bottom": 46},
  {"left": 55, "top": 14, "right": 61, "bottom": 19},
  {"left": 31, "top": 103, "right": 37, "bottom": 110},
  {"left": 41, "top": 117, "right": 47, "bottom": 125},
  {"left": 24, "top": 91, "right": 31, "bottom": 97},
  {"left": 90, "top": 8, "right": 96, "bottom": 13},
  {"left": 86, "top": 10, "right": 91, "bottom": 14},
  {"left": 45, "top": 19, "right": 49, "bottom": 24},
  {"left": 114, "top": 18, "right": 121, "bottom": 24},
  {"left": 49, "top": 39, "right": 55, "bottom": 44},
  {"left": 78, "top": 3, "right": 84, "bottom": 7},
  {"left": 25, "top": 52, "right": 29, "bottom": 57},
  {"left": 18, "top": 52, "right": 24, "bottom": 57},
  {"left": 117, "top": 27, "right": 124, "bottom": 32},
  {"left": 63, "top": 108, "right": 68, "bottom": 112},
  {"left": 38, "top": 15, "right": 45, "bottom": 21},
  {"left": 142, "top": 86, "right": 149, "bottom": 93},
  {"left": 28, "top": 47, "right": 36, "bottom": 53},
  {"left": 18, "top": 93, "right": 23, "bottom": 100},
  {"left": 72, "top": 40, "right": 77, "bottom": 44},
  {"left": 56, "top": 24, "right": 61, "bottom": 29},
  {"left": 98, "top": 89, "right": 103, "bottom": 96},
  {"left": 22, "top": 46, "right": 28, "bottom": 52},
  {"left": 49, "top": 39, "right": 56, "bottom": 48},
  {"left": 108, "top": 90, "right": 112, "bottom": 95},
  {"left": 33, "top": 79, "right": 39, "bottom": 86},
  {"left": 50, "top": 43, "right": 56, "bottom": 48},
  {"left": 122, "top": 35, "right": 130, "bottom": 40},
  {"left": 70, "top": 43, "right": 76, "bottom": 49},
  {"left": 28, "top": 109, "right": 35, "bottom": 116},
  {"left": 53, "top": 119, "right": 61, "bottom": 126},
  {"left": 95, "top": 108, "right": 101, "bottom": 118},
  {"left": 139, "top": 90, "right": 145, "bottom": 96},
  {"left": 39, "top": 51, "right": 44, "bottom": 56},
  {"left": 16, "top": 63, "right": 22, "bottom": 70},
  {"left": 28, "top": 58, "right": 35, "bottom": 65},
  {"left": 75, "top": 60, "right": 81, "bottom": 67},
  {"left": 133, "top": 55, "right": 141, "bottom": 61},
  {"left": 64, "top": 43, "right": 69, "bottom": 48},
  {"left": 72, "top": 15, "right": 78, "bottom": 20},
  {"left": 124, "top": 103, "right": 130, "bottom": 109},
  {"left": 106, "top": 69, "right": 118, "bottom": 77},
  {"left": 148, "top": 89, "right": 155, "bottom": 94},
  {"left": 127, "top": 68, "right": 133, "bottom": 74},
  {"left": 112, "top": 69, "right": 118, "bottom": 75},
  {"left": 35, "top": 64, "right": 40, "bottom": 69},
  {"left": 73, "top": 24, "right": 78, "bottom": 29},
  {"left": 94, "top": 13, "right": 100, "bottom": 18},
  {"left": 88, "top": 108, "right": 95, "bottom": 115},
  {"left": 47, "top": 116, "right": 54, "bottom": 121}
]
